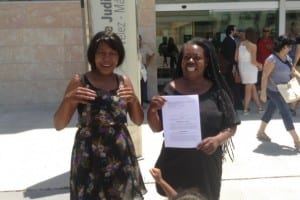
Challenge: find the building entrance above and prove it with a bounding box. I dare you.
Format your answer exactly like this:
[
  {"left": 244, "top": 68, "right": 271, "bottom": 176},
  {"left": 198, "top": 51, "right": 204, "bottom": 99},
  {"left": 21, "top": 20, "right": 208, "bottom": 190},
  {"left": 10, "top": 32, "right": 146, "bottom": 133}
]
[{"left": 157, "top": 12, "right": 278, "bottom": 80}]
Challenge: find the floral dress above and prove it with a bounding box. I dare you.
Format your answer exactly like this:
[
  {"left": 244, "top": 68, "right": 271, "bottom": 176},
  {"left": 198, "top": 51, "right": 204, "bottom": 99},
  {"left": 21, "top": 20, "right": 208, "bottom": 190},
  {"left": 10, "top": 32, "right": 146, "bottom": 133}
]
[{"left": 70, "top": 74, "right": 146, "bottom": 200}]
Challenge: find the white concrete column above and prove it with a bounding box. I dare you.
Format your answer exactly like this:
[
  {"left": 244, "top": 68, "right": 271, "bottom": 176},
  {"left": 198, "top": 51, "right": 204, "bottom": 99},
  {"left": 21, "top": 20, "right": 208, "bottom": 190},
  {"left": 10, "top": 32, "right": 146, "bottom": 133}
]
[
  {"left": 137, "top": 0, "right": 157, "bottom": 99},
  {"left": 85, "top": 0, "right": 143, "bottom": 156},
  {"left": 279, "top": 0, "right": 286, "bottom": 35}
]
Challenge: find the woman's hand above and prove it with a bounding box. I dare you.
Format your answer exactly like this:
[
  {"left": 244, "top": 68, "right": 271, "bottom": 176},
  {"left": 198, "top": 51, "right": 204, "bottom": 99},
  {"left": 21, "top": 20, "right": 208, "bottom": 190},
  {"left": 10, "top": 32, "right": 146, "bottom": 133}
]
[
  {"left": 117, "top": 84, "right": 138, "bottom": 104},
  {"left": 257, "top": 63, "right": 263, "bottom": 71},
  {"left": 197, "top": 136, "right": 220, "bottom": 155},
  {"left": 148, "top": 96, "right": 166, "bottom": 113},
  {"left": 64, "top": 86, "right": 97, "bottom": 105},
  {"left": 118, "top": 76, "right": 143, "bottom": 125},
  {"left": 147, "top": 96, "right": 166, "bottom": 132},
  {"left": 260, "top": 90, "right": 267, "bottom": 103},
  {"left": 54, "top": 74, "right": 96, "bottom": 131}
]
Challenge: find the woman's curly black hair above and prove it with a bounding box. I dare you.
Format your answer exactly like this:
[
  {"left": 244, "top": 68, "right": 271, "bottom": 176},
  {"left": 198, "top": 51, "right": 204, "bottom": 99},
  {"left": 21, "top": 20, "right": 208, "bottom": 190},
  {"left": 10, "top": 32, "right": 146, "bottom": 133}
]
[
  {"left": 174, "top": 38, "right": 239, "bottom": 160},
  {"left": 273, "top": 35, "right": 296, "bottom": 52},
  {"left": 175, "top": 37, "right": 233, "bottom": 103}
]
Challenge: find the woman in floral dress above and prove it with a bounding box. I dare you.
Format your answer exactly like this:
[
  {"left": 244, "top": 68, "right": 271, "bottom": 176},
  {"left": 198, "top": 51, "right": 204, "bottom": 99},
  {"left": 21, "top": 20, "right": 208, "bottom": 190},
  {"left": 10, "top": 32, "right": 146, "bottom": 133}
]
[{"left": 54, "top": 30, "right": 146, "bottom": 199}]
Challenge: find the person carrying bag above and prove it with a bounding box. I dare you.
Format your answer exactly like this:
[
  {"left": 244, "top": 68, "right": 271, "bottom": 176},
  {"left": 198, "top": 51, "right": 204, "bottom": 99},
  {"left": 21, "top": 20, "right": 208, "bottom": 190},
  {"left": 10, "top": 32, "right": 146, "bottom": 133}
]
[{"left": 257, "top": 35, "right": 300, "bottom": 151}]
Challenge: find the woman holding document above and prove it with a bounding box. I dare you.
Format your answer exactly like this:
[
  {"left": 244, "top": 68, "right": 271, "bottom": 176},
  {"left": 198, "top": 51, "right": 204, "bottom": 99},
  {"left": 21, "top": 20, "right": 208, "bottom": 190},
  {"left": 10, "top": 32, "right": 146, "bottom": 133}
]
[{"left": 147, "top": 38, "right": 240, "bottom": 200}]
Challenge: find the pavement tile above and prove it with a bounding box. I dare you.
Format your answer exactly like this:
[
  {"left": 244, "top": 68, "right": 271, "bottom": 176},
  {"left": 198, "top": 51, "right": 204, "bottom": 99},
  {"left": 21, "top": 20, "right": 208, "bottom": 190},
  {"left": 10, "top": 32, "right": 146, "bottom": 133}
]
[{"left": 0, "top": 104, "right": 300, "bottom": 199}]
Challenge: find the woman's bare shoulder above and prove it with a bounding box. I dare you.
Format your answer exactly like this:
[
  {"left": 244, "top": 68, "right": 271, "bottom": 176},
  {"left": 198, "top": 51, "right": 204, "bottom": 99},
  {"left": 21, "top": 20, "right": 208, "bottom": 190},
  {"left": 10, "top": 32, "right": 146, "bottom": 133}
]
[{"left": 172, "top": 78, "right": 184, "bottom": 88}]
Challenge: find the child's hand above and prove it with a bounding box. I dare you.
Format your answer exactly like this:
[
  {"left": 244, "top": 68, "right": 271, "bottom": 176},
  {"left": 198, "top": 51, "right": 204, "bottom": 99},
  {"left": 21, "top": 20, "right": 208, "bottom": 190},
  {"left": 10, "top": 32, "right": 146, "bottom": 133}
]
[{"left": 149, "top": 168, "right": 163, "bottom": 184}]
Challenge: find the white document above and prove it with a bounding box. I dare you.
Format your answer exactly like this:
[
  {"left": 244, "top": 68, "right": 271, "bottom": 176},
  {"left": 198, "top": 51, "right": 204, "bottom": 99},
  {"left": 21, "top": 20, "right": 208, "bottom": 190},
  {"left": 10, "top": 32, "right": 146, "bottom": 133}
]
[{"left": 162, "top": 95, "right": 201, "bottom": 148}]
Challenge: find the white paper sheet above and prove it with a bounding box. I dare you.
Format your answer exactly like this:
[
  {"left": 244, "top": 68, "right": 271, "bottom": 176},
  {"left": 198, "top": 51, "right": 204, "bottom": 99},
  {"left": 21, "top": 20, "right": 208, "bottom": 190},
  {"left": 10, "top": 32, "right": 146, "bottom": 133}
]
[{"left": 162, "top": 95, "right": 201, "bottom": 148}]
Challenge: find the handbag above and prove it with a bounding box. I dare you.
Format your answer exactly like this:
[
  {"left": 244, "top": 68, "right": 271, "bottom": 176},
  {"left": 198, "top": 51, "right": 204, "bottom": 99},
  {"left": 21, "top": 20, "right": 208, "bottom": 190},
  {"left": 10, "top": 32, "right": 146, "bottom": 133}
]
[{"left": 276, "top": 77, "right": 300, "bottom": 103}]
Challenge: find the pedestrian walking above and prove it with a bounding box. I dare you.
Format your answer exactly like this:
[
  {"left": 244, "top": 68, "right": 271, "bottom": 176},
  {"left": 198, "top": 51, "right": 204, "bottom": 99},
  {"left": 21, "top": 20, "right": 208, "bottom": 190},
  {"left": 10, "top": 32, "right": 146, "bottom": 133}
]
[{"left": 257, "top": 35, "right": 300, "bottom": 151}]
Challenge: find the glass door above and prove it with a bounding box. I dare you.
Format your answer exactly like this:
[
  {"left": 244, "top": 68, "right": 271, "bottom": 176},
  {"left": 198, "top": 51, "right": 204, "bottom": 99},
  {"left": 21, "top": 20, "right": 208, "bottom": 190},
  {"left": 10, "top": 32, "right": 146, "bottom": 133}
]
[{"left": 156, "top": 1, "right": 279, "bottom": 85}]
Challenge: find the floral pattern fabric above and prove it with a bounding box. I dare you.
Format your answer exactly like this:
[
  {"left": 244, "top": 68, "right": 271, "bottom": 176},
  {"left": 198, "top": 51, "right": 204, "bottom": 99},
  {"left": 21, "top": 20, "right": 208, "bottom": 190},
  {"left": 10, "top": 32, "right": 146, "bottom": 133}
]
[{"left": 70, "top": 74, "right": 146, "bottom": 200}]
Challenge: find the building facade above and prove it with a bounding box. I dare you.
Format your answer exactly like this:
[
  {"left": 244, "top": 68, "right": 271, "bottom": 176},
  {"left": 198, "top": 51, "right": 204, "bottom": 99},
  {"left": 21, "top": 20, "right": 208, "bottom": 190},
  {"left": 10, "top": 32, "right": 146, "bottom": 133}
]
[
  {"left": 0, "top": 0, "right": 300, "bottom": 105},
  {"left": 155, "top": 0, "right": 300, "bottom": 85}
]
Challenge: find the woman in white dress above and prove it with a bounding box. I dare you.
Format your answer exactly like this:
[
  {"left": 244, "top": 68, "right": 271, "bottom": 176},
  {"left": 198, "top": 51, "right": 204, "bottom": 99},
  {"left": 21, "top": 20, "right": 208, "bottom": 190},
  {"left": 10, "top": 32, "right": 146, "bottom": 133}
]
[{"left": 236, "top": 27, "right": 263, "bottom": 114}]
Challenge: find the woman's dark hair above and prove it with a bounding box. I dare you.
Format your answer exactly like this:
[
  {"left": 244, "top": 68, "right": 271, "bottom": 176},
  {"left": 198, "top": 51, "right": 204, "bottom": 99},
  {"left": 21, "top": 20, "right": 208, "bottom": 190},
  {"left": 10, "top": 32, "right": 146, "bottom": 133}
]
[
  {"left": 245, "top": 27, "right": 257, "bottom": 43},
  {"left": 87, "top": 30, "right": 125, "bottom": 70},
  {"left": 175, "top": 38, "right": 239, "bottom": 160},
  {"left": 177, "top": 37, "right": 233, "bottom": 102},
  {"left": 273, "top": 35, "right": 296, "bottom": 52}
]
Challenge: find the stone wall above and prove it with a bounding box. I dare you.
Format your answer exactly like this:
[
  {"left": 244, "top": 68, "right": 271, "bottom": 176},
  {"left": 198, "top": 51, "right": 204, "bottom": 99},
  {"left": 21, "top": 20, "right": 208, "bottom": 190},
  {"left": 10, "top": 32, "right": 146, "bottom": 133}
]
[
  {"left": 0, "top": 1, "right": 157, "bottom": 105},
  {"left": 0, "top": 1, "right": 85, "bottom": 105},
  {"left": 0, "top": 1, "right": 157, "bottom": 157}
]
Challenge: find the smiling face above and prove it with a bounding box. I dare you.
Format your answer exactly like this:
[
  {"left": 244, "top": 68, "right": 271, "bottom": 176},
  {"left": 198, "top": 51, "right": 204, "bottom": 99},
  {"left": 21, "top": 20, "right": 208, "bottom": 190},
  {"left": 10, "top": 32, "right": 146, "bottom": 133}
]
[
  {"left": 94, "top": 42, "right": 119, "bottom": 75},
  {"left": 181, "top": 43, "right": 207, "bottom": 80}
]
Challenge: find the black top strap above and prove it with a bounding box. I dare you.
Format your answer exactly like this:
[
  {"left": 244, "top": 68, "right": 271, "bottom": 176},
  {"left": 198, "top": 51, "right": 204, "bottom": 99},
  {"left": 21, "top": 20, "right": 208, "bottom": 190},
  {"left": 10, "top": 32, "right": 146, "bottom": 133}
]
[
  {"left": 78, "top": 73, "right": 87, "bottom": 86},
  {"left": 273, "top": 53, "right": 292, "bottom": 69},
  {"left": 80, "top": 73, "right": 124, "bottom": 89},
  {"left": 116, "top": 73, "right": 124, "bottom": 87}
]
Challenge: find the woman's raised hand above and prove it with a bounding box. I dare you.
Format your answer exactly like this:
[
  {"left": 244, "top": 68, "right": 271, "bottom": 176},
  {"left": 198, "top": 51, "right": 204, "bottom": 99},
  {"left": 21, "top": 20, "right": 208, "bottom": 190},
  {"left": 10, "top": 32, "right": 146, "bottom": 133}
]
[
  {"left": 65, "top": 86, "right": 97, "bottom": 105},
  {"left": 260, "top": 90, "right": 267, "bottom": 103},
  {"left": 117, "top": 83, "right": 139, "bottom": 104},
  {"left": 148, "top": 96, "right": 166, "bottom": 113}
]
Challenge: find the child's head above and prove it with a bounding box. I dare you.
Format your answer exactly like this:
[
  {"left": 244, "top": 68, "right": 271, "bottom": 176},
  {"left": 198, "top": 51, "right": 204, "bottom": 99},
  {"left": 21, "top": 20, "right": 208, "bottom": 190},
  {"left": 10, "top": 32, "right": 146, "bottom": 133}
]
[{"left": 171, "top": 188, "right": 207, "bottom": 200}]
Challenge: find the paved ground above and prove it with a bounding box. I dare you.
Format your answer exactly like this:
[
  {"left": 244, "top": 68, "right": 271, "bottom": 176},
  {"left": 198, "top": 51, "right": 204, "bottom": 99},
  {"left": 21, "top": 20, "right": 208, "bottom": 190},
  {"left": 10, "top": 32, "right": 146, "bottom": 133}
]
[{"left": 0, "top": 103, "right": 300, "bottom": 200}]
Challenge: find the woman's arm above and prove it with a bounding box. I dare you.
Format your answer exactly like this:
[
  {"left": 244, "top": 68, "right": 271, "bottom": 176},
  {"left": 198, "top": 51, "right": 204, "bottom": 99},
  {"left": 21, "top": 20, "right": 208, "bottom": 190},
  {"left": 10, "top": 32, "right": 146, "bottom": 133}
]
[
  {"left": 250, "top": 44, "right": 262, "bottom": 70},
  {"left": 147, "top": 96, "right": 166, "bottom": 132},
  {"left": 118, "top": 76, "right": 144, "bottom": 125},
  {"left": 215, "top": 126, "right": 236, "bottom": 143},
  {"left": 260, "top": 60, "right": 275, "bottom": 103},
  {"left": 292, "top": 66, "right": 300, "bottom": 80},
  {"left": 291, "top": 45, "right": 300, "bottom": 78},
  {"left": 293, "top": 44, "right": 300, "bottom": 68},
  {"left": 197, "top": 126, "right": 236, "bottom": 155},
  {"left": 234, "top": 43, "right": 240, "bottom": 64},
  {"left": 54, "top": 74, "right": 97, "bottom": 130}
]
